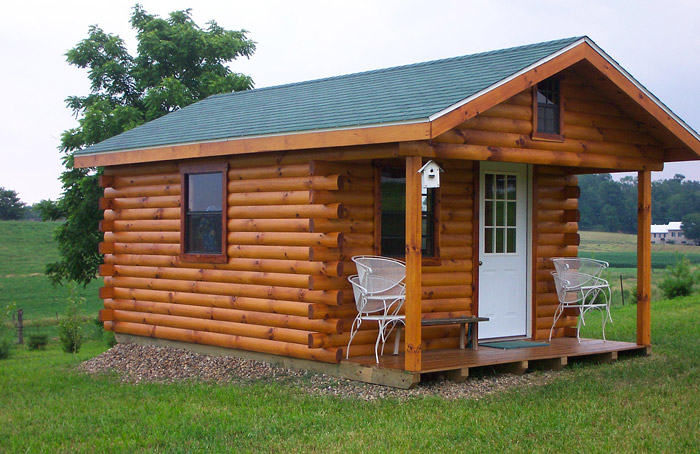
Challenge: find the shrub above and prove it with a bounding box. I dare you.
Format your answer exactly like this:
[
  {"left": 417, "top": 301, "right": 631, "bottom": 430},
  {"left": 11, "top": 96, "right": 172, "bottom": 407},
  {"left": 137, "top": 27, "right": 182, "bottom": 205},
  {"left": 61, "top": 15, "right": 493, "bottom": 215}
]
[
  {"left": 0, "top": 338, "right": 11, "bottom": 359},
  {"left": 105, "top": 331, "right": 117, "bottom": 348},
  {"left": 27, "top": 333, "right": 49, "bottom": 350},
  {"left": 59, "top": 288, "right": 85, "bottom": 353},
  {"left": 0, "top": 302, "right": 16, "bottom": 360},
  {"left": 659, "top": 256, "right": 696, "bottom": 299}
]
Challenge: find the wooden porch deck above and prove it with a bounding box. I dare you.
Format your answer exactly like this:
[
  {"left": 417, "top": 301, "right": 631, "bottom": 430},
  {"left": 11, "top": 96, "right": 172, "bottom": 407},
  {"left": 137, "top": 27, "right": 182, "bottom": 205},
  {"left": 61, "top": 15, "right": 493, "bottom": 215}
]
[{"left": 345, "top": 338, "right": 651, "bottom": 388}]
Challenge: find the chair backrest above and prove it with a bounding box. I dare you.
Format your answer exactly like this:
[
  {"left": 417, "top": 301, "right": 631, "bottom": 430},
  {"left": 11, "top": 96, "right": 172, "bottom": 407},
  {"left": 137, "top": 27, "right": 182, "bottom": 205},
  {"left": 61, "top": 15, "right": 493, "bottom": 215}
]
[
  {"left": 551, "top": 271, "right": 574, "bottom": 303},
  {"left": 348, "top": 274, "right": 405, "bottom": 314},
  {"left": 352, "top": 255, "right": 406, "bottom": 287},
  {"left": 551, "top": 257, "right": 609, "bottom": 278}
]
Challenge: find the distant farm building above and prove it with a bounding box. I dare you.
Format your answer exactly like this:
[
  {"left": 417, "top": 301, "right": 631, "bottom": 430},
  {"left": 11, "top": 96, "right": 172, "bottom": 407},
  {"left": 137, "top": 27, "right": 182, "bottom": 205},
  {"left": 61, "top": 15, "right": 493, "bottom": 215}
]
[{"left": 651, "top": 222, "right": 688, "bottom": 244}]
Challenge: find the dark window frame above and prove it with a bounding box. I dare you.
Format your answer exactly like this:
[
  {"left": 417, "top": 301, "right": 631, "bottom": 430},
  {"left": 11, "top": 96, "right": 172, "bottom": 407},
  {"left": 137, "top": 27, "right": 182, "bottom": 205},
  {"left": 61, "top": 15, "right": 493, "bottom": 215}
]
[
  {"left": 532, "top": 77, "right": 564, "bottom": 142},
  {"left": 180, "top": 162, "right": 228, "bottom": 264},
  {"left": 375, "top": 164, "right": 441, "bottom": 261}
]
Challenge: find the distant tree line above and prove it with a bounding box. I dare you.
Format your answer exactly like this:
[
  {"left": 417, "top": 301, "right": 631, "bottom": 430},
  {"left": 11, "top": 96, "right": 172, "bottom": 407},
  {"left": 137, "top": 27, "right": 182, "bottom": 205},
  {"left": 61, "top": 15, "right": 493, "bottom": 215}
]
[
  {"left": 0, "top": 187, "right": 61, "bottom": 221},
  {"left": 579, "top": 173, "right": 700, "bottom": 242}
]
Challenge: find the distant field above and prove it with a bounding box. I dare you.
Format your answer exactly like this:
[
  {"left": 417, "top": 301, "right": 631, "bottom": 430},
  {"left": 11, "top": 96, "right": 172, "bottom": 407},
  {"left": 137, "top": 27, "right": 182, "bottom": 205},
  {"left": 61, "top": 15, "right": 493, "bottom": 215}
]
[
  {"left": 580, "top": 231, "right": 700, "bottom": 269},
  {"left": 580, "top": 230, "right": 700, "bottom": 253},
  {"left": 0, "top": 221, "right": 102, "bottom": 322}
]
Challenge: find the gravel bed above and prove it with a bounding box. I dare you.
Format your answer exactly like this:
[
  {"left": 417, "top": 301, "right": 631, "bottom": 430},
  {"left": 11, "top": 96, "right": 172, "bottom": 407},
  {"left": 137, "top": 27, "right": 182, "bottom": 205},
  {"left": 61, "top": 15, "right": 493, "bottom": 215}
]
[{"left": 80, "top": 343, "right": 566, "bottom": 400}]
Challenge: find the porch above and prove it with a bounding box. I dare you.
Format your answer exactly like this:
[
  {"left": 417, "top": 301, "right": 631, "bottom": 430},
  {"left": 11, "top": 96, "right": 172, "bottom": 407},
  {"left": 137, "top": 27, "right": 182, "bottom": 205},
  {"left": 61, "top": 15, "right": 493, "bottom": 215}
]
[{"left": 345, "top": 337, "right": 651, "bottom": 388}]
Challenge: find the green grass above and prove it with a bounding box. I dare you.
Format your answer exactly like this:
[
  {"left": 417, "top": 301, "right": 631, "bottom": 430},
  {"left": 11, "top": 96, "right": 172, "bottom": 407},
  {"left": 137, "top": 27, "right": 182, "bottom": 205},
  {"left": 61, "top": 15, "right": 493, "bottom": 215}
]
[
  {"left": 0, "top": 297, "right": 699, "bottom": 452},
  {"left": 0, "top": 221, "right": 102, "bottom": 322}
]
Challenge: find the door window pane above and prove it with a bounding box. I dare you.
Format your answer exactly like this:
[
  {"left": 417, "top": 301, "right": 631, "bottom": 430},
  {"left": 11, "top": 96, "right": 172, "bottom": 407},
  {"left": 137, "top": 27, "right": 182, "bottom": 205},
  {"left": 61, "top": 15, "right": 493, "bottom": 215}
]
[
  {"left": 495, "top": 228, "right": 505, "bottom": 253},
  {"left": 507, "top": 228, "right": 516, "bottom": 253},
  {"left": 484, "top": 172, "right": 518, "bottom": 254},
  {"left": 485, "top": 228, "right": 493, "bottom": 254}
]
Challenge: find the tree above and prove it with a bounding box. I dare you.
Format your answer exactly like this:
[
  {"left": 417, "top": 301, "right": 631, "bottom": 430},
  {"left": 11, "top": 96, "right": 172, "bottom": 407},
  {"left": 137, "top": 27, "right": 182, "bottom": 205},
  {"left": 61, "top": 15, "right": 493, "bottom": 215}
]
[
  {"left": 51, "top": 4, "right": 256, "bottom": 286},
  {"left": 682, "top": 213, "right": 700, "bottom": 245},
  {"left": 0, "top": 188, "right": 26, "bottom": 220}
]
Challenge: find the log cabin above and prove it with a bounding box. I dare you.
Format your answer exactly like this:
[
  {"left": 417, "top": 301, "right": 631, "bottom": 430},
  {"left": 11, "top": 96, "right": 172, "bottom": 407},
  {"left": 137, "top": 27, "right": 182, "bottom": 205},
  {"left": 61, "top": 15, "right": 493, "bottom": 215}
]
[{"left": 75, "top": 37, "right": 700, "bottom": 387}]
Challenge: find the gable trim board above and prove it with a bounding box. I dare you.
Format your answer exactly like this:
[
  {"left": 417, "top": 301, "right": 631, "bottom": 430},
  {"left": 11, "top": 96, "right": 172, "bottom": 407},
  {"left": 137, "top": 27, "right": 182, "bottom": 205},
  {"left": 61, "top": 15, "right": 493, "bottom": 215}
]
[{"left": 74, "top": 37, "right": 700, "bottom": 169}]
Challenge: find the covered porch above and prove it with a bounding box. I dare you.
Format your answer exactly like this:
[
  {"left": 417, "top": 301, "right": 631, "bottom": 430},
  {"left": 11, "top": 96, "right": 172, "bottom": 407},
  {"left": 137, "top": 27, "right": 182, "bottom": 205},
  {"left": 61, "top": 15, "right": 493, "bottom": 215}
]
[{"left": 396, "top": 151, "right": 653, "bottom": 374}]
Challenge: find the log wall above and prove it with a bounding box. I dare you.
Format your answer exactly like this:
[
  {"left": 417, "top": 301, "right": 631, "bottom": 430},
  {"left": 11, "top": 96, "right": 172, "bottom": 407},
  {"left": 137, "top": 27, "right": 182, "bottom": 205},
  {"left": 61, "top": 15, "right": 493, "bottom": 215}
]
[
  {"left": 532, "top": 167, "right": 580, "bottom": 339},
  {"left": 98, "top": 152, "right": 477, "bottom": 362},
  {"left": 433, "top": 69, "right": 665, "bottom": 170}
]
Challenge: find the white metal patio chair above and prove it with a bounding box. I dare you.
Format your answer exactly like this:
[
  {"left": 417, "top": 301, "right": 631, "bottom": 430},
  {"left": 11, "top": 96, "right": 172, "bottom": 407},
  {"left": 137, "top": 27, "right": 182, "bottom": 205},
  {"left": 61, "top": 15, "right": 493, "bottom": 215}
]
[
  {"left": 552, "top": 257, "right": 613, "bottom": 323},
  {"left": 347, "top": 274, "right": 406, "bottom": 363},
  {"left": 351, "top": 255, "right": 406, "bottom": 289},
  {"left": 549, "top": 270, "right": 611, "bottom": 343}
]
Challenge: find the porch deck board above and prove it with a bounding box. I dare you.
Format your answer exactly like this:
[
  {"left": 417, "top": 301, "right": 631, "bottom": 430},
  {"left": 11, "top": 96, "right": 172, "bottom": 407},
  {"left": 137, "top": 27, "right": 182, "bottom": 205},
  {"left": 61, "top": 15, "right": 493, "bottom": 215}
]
[{"left": 348, "top": 338, "right": 648, "bottom": 373}]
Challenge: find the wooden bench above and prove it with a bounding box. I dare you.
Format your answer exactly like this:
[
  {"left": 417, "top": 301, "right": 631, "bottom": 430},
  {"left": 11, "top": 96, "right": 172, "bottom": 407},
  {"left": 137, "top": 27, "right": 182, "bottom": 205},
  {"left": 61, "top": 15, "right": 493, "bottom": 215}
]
[{"left": 421, "top": 316, "right": 490, "bottom": 350}]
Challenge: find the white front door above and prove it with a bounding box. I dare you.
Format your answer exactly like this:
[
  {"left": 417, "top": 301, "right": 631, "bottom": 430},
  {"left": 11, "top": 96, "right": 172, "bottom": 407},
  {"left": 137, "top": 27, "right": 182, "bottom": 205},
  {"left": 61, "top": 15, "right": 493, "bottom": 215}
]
[{"left": 478, "top": 162, "right": 528, "bottom": 339}]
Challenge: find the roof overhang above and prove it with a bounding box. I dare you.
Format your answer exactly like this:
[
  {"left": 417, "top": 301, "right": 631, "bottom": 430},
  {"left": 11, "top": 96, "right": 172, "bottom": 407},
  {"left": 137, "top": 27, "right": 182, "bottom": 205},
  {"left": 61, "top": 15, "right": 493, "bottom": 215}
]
[{"left": 74, "top": 38, "right": 700, "bottom": 168}]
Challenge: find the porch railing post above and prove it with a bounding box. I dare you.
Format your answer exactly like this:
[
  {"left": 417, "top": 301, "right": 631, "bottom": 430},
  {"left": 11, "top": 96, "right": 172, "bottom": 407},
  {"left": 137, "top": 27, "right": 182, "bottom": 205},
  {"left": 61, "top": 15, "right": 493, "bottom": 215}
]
[
  {"left": 637, "top": 170, "right": 651, "bottom": 345},
  {"left": 405, "top": 156, "right": 422, "bottom": 371}
]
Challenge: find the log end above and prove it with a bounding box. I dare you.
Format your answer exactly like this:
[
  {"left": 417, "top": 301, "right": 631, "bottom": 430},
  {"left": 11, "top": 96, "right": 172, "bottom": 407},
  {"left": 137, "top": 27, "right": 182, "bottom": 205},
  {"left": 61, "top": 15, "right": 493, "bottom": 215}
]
[
  {"left": 98, "top": 264, "right": 115, "bottom": 277},
  {"left": 98, "top": 309, "right": 114, "bottom": 322},
  {"left": 98, "top": 242, "right": 115, "bottom": 254},
  {"left": 98, "top": 220, "right": 114, "bottom": 233},
  {"left": 98, "top": 286, "right": 114, "bottom": 299},
  {"left": 98, "top": 197, "right": 113, "bottom": 210}
]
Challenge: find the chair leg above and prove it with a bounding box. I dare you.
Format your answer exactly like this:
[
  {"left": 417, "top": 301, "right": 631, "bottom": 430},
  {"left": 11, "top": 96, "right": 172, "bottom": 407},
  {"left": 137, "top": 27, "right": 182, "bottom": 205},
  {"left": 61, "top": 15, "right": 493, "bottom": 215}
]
[
  {"left": 576, "top": 307, "right": 586, "bottom": 343},
  {"left": 393, "top": 325, "right": 402, "bottom": 355},
  {"left": 601, "top": 307, "right": 607, "bottom": 342},
  {"left": 374, "top": 319, "right": 387, "bottom": 363},
  {"left": 549, "top": 304, "right": 564, "bottom": 342},
  {"left": 346, "top": 314, "right": 363, "bottom": 360}
]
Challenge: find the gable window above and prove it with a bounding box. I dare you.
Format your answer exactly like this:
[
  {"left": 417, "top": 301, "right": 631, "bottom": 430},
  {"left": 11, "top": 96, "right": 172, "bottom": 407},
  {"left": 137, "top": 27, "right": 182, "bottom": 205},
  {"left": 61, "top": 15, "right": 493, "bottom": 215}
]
[
  {"left": 180, "top": 163, "right": 228, "bottom": 263},
  {"left": 533, "top": 78, "right": 563, "bottom": 140},
  {"left": 379, "top": 166, "right": 438, "bottom": 258}
]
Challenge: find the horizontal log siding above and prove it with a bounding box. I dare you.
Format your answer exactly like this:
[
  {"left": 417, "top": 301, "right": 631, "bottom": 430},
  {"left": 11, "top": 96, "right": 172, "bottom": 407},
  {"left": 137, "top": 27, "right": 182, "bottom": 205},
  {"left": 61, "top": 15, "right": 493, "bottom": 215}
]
[
  {"left": 309, "top": 159, "right": 475, "bottom": 357},
  {"left": 534, "top": 167, "right": 580, "bottom": 340},
  {"left": 433, "top": 70, "right": 665, "bottom": 170},
  {"left": 100, "top": 155, "right": 376, "bottom": 363}
]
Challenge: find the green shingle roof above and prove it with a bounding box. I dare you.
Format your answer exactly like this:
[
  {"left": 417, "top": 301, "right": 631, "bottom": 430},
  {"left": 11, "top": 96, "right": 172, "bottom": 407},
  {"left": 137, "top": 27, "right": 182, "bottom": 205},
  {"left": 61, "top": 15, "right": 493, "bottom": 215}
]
[{"left": 78, "top": 36, "right": 584, "bottom": 155}]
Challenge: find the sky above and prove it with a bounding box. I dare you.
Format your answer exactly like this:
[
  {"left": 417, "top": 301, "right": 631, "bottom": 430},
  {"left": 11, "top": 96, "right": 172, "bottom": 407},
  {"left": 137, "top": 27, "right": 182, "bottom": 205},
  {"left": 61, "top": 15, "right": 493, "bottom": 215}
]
[{"left": 1, "top": 0, "right": 699, "bottom": 204}]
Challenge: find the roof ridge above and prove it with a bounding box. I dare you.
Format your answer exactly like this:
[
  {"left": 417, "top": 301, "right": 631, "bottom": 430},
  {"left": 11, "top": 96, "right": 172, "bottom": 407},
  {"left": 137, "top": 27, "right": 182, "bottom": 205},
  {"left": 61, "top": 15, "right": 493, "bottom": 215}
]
[{"left": 208, "top": 36, "right": 585, "bottom": 100}]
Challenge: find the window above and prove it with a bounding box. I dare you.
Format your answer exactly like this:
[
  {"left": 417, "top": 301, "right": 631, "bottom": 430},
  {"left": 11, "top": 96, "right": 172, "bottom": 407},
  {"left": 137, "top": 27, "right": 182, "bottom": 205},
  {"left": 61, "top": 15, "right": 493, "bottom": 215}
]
[
  {"left": 180, "top": 163, "right": 228, "bottom": 263},
  {"left": 533, "top": 78, "right": 563, "bottom": 140},
  {"left": 379, "top": 166, "right": 438, "bottom": 257}
]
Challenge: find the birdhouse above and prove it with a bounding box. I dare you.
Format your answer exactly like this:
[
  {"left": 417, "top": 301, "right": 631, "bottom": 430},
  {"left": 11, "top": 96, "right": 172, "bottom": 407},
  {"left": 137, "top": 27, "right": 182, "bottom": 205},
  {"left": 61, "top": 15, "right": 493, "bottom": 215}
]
[{"left": 417, "top": 160, "right": 444, "bottom": 190}]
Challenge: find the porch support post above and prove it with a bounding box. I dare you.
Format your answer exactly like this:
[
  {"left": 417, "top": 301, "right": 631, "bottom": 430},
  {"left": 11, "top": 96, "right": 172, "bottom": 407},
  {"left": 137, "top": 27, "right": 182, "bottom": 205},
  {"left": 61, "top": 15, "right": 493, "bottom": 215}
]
[
  {"left": 405, "top": 156, "right": 422, "bottom": 371},
  {"left": 637, "top": 170, "right": 652, "bottom": 346}
]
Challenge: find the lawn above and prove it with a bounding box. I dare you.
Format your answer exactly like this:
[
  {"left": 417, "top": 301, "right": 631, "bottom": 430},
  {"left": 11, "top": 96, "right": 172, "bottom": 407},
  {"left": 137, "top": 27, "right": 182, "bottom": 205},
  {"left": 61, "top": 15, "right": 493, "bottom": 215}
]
[
  {"left": 1, "top": 223, "right": 699, "bottom": 452},
  {"left": 1, "top": 296, "right": 699, "bottom": 452},
  {"left": 0, "top": 221, "right": 103, "bottom": 323}
]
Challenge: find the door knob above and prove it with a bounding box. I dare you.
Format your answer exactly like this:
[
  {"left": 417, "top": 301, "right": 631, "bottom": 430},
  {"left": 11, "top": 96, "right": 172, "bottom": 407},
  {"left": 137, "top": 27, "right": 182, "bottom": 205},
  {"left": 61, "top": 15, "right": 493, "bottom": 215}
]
[{"left": 478, "top": 261, "right": 483, "bottom": 266}]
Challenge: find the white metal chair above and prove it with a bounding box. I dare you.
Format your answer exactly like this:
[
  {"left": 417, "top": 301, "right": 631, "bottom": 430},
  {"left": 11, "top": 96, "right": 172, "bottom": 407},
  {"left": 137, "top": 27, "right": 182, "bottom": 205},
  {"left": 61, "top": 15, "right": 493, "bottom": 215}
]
[
  {"left": 351, "top": 256, "right": 406, "bottom": 289},
  {"left": 549, "top": 270, "right": 611, "bottom": 343},
  {"left": 552, "top": 257, "right": 613, "bottom": 324},
  {"left": 347, "top": 274, "right": 406, "bottom": 363}
]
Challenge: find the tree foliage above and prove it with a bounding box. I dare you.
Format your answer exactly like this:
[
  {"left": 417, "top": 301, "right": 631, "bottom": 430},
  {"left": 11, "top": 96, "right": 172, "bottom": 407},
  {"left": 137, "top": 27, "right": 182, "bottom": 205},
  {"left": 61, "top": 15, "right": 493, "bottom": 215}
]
[
  {"left": 51, "top": 4, "right": 255, "bottom": 286},
  {"left": 579, "top": 173, "right": 700, "bottom": 234},
  {"left": 0, "top": 188, "right": 26, "bottom": 220},
  {"left": 681, "top": 213, "right": 700, "bottom": 245}
]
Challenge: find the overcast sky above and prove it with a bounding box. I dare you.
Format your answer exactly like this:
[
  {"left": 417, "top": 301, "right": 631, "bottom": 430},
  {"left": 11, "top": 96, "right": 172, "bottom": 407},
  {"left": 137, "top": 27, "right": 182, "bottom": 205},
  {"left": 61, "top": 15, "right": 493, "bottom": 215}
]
[{"left": 1, "top": 0, "right": 699, "bottom": 204}]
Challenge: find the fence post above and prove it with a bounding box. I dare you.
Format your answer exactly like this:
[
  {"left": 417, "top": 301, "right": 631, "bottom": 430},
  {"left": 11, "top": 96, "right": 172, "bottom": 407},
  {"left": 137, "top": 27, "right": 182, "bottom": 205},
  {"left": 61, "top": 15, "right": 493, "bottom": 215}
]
[
  {"left": 619, "top": 275, "right": 625, "bottom": 306},
  {"left": 17, "top": 309, "right": 23, "bottom": 345}
]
